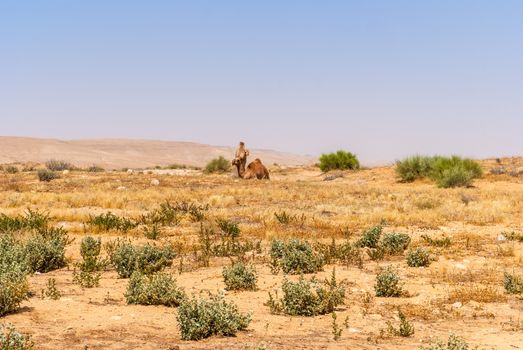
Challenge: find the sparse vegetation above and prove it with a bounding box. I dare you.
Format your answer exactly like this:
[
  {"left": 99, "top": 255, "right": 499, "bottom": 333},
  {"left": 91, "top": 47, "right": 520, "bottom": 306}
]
[
  {"left": 0, "top": 324, "right": 34, "bottom": 350},
  {"left": 375, "top": 266, "right": 404, "bottom": 297},
  {"left": 356, "top": 225, "right": 382, "bottom": 248},
  {"left": 177, "top": 293, "right": 251, "bottom": 340},
  {"left": 406, "top": 247, "right": 431, "bottom": 267},
  {"left": 269, "top": 239, "right": 324, "bottom": 274},
  {"left": 37, "top": 169, "right": 60, "bottom": 182},
  {"left": 223, "top": 262, "right": 257, "bottom": 291},
  {"left": 420, "top": 334, "right": 471, "bottom": 350},
  {"left": 503, "top": 272, "right": 523, "bottom": 295},
  {"left": 319, "top": 150, "right": 360, "bottom": 172},
  {"left": 126, "top": 272, "right": 186, "bottom": 306},
  {"left": 386, "top": 310, "right": 415, "bottom": 337},
  {"left": 87, "top": 212, "right": 138, "bottom": 233},
  {"left": 73, "top": 236, "right": 107, "bottom": 288},
  {"left": 45, "top": 159, "right": 75, "bottom": 171},
  {"left": 204, "top": 156, "right": 231, "bottom": 174}
]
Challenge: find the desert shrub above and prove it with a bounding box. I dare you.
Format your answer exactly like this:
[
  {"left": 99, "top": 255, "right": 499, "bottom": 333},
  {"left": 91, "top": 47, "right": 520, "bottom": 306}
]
[
  {"left": 381, "top": 232, "right": 411, "bottom": 255},
  {"left": 269, "top": 239, "right": 324, "bottom": 274},
  {"left": 23, "top": 227, "right": 68, "bottom": 273},
  {"left": 421, "top": 234, "right": 452, "bottom": 248},
  {"left": 336, "top": 242, "right": 363, "bottom": 268},
  {"left": 367, "top": 246, "right": 385, "bottom": 261},
  {"left": 87, "top": 212, "right": 138, "bottom": 233},
  {"left": 430, "top": 156, "right": 483, "bottom": 188},
  {"left": 375, "top": 266, "right": 404, "bottom": 297},
  {"left": 420, "top": 334, "right": 471, "bottom": 350},
  {"left": 386, "top": 310, "right": 414, "bottom": 337},
  {"left": 356, "top": 225, "right": 383, "bottom": 249},
  {"left": 505, "top": 231, "right": 523, "bottom": 242},
  {"left": 273, "top": 211, "right": 307, "bottom": 226},
  {"left": 108, "top": 240, "right": 174, "bottom": 278},
  {"left": 0, "top": 324, "right": 34, "bottom": 349},
  {"left": 143, "top": 224, "right": 161, "bottom": 240},
  {"left": 45, "top": 159, "right": 75, "bottom": 171},
  {"left": 140, "top": 201, "right": 183, "bottom": 226},
  {"left": 3, "top": 166, "right": 19, "bottom": 174},
  {"left": 73, "top": 236, "right": 107, "bottom": 288},
  {"left": 267, "top": 269, "right": 345, "bottom": 316},
  {"left": 37, "top": 169, "right": 60, "bottom": 182},
  {"left": 204, "top": 156, "right": 231, "bottom": 174},
  {"left": 319, "top": 150, "right": 360, "bottom": 172},
  {"left": 406, "top": 247, "right": 430, "bottom": 267},
  {"left": 0, "top": 209, "right": 49, "bottom": 234},
  {"left": 223, "top": 262, "right": 257, "bottom": 291},
  {"left": 87, "top": 165, "right": 104, "bottom": 172},
  {"left": 503, "top": 272, "right": 523, "bottom": 295},
  {"left": 395, "top": 155, "right": 434, "bottom": 182},
  {"left": 42, "top": 278, "right": 61, "bottom": 300},
  {"left": 125, "top": 272, "right": 186, "bottom": 307},
  {"left": 177, "top": 293, "right": 251, "bottom": 340},
  {"left": 0, "top": 264, "right": 29, "bottom": 317}
]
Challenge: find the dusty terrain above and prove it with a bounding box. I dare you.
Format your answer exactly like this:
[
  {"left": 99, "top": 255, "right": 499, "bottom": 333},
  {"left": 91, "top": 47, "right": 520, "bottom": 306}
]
[
  {"left": 1, "top": 158, "right": 522, "bottom": 349},
  {"left": 0, "top": 137, "right": 316, "bottom": 169}
]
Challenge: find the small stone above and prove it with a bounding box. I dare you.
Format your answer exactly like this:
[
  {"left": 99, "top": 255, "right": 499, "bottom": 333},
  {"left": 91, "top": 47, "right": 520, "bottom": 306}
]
[
  {"left": 62, "top": 170, "right": 70, "bottom": 175},
  {"left": 452, "top": 302, "right": 462, "bottom": 309},
  {"left": 497, "top": 234, "right": 507, "bottom": 241},
  {"left": 127, "top": 169, "right": 134, "bottom": 174},
  {"left": 369, "top": 314, "right": 382, "bottom": 320},
  {"left": 454, "top": 263, "right": 467, "bottom": 270},
  {"left": 150, "top": 179, "right": 160, "bottom": 186},
  {"left": 349, "top": 328, "right": 361, "bottom": 333},
  {"left": 110, "top": 316, "right": 122, "bottom": 321},
  {"left": 117, "top": 186, "right": 126, "bottom": 191}
]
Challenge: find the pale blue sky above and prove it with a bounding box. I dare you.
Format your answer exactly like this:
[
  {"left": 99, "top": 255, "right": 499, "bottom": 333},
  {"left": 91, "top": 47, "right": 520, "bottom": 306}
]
[{"left": 1, "top": 1, "right": 522, "bottom": 164}]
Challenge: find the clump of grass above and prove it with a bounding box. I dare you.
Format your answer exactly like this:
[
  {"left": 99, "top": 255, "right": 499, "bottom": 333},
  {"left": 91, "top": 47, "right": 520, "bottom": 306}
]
[
  {"left": 503, "top": 272, "right": 523, "bottom": 295},
  {"left": 406, "top": 247, "right": 431, "bottom": 267},
  {"left": 448, "top": 284, "right": 505, "bottom": 303},
  {"left": 0, "top": 324, "right": 34, "bottom": 349},
  {"left": 267, "top": 269, "right": 345, "bottom": 316},
  {"left": 37, "top": 169, "right": 60, "bottom": 182},
  {"left": 204, "top": 156, "right": 231, "bottom": 174},
  {"left": 395, "top": 155, "right": 434, "bottom": 182},
  {"left": 3, "top": 165, "right": 19, "bottom": 174},
  {"left": 386, "top": 310, "right": 414, "bottom": 337},
  {"left": 420, "top": 334, "right": 471, "bottom": 350},
  {"left": 107, "top": 240, "right": 175, "bottom": 278},
  {"left": 331, "top": 311, "right": 342, "bottom": 340},
  {"left": 45, "top": 159, "right": 75, "bottom": 171},
  {"left": 222, "top": 262, "right": 257, "bottom": 291},
  {"left": 375, "top": 266, "right": 404, "bottom": 297},
  {"left": 504, "top": 231, "right": 523, "bottom": 242},
  {"left": 125, "top": 272, "right": 186, "bottom": 307},
  {"left": 176, "top": 293, "right": 251, "bottom": 340},
  {"left": 87, "top": 212, "right": 138, "bottom": 233},
  {"left": 319, "top": 150, "right": 360, "bottom": 172},
  {"left": 86, "top": 165, "right": 104, "bottom": 172},
  {"left": 269, "top": 239, "right": 324, "bottom": 274},
  {"left": 421, "top": 234, "right": 452, "bottom": 248},
  {"left": 143, "top": 224, "right": 161, "bottom": 240}
]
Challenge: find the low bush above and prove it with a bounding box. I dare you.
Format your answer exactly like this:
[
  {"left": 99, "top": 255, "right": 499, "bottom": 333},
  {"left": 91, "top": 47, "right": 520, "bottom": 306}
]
[
  {"left": 386, "top": 310, "right": 414, "bottom": 337},
  {"left": 0, "top": 324, "right": 34, "bottom": 349},
  {"left": 269, "top": 239, "right": 324, "bottom": 274},
  {"left": 86, "top": 165, "right": 104, "bottom": 172},
  {"left": 356, "top": 225, "right": 383, "bottom": 249},
  {"left": 73, "top": 236, "right": 107, "bottom": 288},
  {"left": 23, "top": 227, "right": 68, "bottom": 273},
  {"left": 395, "top": 155, "right": 433, "bottom": 182},
  {"left": 126, "top": 272, "right": 186, "bottom": 307},
  {"left": 503, "top": 272, "right": 523, "bottom": 295},
  {"left": 0, "top": 209, "right": 50, "bottom": 234},
  {"left": 45, "top": 160, "right": 75, "bottom": 171},
  {"left": 177, "top": 293, "right": 251, "bottom": 340},
  {"left": 267, "top": 269, "right": 345, "bottom": 316},
  {"left": 421, "top": 234, "right": 452, "bottom": 248},
  {"left": 204, "top": 156, "right": 231, "bottom": 174},
  {"left": 222, "top": 262, "right": 257, "bottom": 291},
  {"left": 420, "top": 334, "right": 471, "bottom": 350},
  {"left": 143, "top": 224, "right": 161, "bottom": 240},
  {"left": 108, "top": 240, "right": 175, "bottom": 278},
  {"left": 0, "top": 264, "right": 29, "bottom": 317},
  {"left": 319, "top": 150, "right": 360, "bottom": 172},
  {"left": 3, "top": 166, "right": 19, "bottom": 174},
  {"left": 381, "top": 232, "right": 411, "bottom": 255},
  {"left": 87, "top": 212, "right": 138, "bottom": 233},
  {"left": 374, "top": 266, "right": 404, "bottom": 297},
  {"left": 406, "top": 247, "right": 431, "bottom": 267},
  {"left": 37, "top": 169, "right": 60, "bottom": 182}
]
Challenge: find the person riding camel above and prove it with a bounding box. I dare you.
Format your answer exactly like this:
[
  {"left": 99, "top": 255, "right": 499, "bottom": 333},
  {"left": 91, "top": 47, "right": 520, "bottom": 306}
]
[{"left": 234, "top": 141, "right": 250, "bottom": 177}]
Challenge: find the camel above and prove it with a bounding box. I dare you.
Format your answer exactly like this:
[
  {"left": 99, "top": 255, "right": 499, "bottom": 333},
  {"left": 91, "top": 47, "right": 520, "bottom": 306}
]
[{"left": 232, "top": 157, "right": 270, "bottom": 180}]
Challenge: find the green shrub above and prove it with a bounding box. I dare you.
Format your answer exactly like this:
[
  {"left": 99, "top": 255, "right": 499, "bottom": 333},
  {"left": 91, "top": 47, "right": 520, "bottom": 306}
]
[
  {"left": 140, "top": 201, "right": 183, "bottom": 226},
  {"left": 4, "top": 166, "right": 19, "bottom": 174},
  {"left": 23, "top": 227, "right": 68, "bottom": 273},
  {"left": 406, "top": 247, "right": 431, "bottom": 267},
  {"left": 143, "top": 224, "right": 161, "bottom": 240},
  {"left": 37, "top": 169, "right": 60, "bottom": 182},
  {"left": 420, "top": 334, "right": 471, "bottom": 350},
  {"left": 73, "top": 236, "right": 107, "bottom": 288},
  {"left": 503, "top": 272, "right": 523, "bottom": 295},
  {"left": 87, "top": 165, "right": 104, "bottom": 172},
  {"left": 223, "top": 262, "right": 257, "bottom": 291},
  {"left": 126, "top": 272, "right": 186, "bottom": 307},
  {"left": 45, "top": 159, "right": 75, "bottom": 171},
  {"left": 87, "top": 212, "right": 138, "bottom": 233},
  {"left": 267, "top": 269, "right": 345, "bottom": 316},
  {"left": 269, "top": 239, "right": 324, "bottom": 274},
  {"left": 421, "top": 234, "right": 452, "bottom": 248},
  {"left": 430, "top": 156, "right": 483, "bottom": 188},
  {"left": 381, "top": 232, "right": 411, "bottom": 255},
  {"left": 356, "top": 225, "right": 383, "bottom": 249},
  {"left": 0, "top": 264, "right": 29, "bottom": 317},
  {"left": 386, "top": 310, "right": 414, "bottom": 337},
  {"left": 374, "top": 266, "right": 404, "bottom": 297},
  {"left": 336, "top": 242, "right": 363, "bottom": 268},
  {"left": 0, "top": 209, "right": 50, "bottom": 234},
  {"left": 0, "top": 324, "right": 34, "bottom": 349},
  {"left": 177, "top": 293, "right": 251, "bottom": 340},
  {"left": 395, "top": 155, "right": 433, "bottom": 182},
  {"left": 319, "top": 150, "right": 360, "bottom": 172},
  {"left": 108, "top": 240, "right": 174, "bottom": 278},
  {"left": 204, "top": 156, "right": 231, "bottom": 174}
]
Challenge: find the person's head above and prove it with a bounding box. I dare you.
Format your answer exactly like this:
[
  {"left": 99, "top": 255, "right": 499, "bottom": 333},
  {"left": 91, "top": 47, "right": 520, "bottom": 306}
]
[{"left": 239, "top": 141, "right": 245, "bottom": 146}]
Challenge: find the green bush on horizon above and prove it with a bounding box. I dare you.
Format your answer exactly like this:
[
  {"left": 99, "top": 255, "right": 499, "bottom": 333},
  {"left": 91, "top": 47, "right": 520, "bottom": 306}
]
[
  {"left": 319, "top": 150, "right": 360, "bottom": 172},
  {"left": 204, "top": 156, "right": 231, "bottom": 174}
]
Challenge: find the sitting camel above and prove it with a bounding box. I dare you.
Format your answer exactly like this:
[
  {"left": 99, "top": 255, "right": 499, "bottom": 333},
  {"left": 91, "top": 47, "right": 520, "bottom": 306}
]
[{"left": 232, "top": 158, "right": 270, "bottom": 180}]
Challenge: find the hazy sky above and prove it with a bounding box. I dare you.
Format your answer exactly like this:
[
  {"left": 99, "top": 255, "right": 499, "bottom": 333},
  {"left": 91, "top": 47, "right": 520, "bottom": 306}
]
[{"left": 1, "top": 1, "right": 522, "bottom": 164}]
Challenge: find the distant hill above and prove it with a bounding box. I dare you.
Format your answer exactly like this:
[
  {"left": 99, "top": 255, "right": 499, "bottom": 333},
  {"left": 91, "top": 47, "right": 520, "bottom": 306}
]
[{"left": 0, "top": 137, "right": 316, "bottom": 169}]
